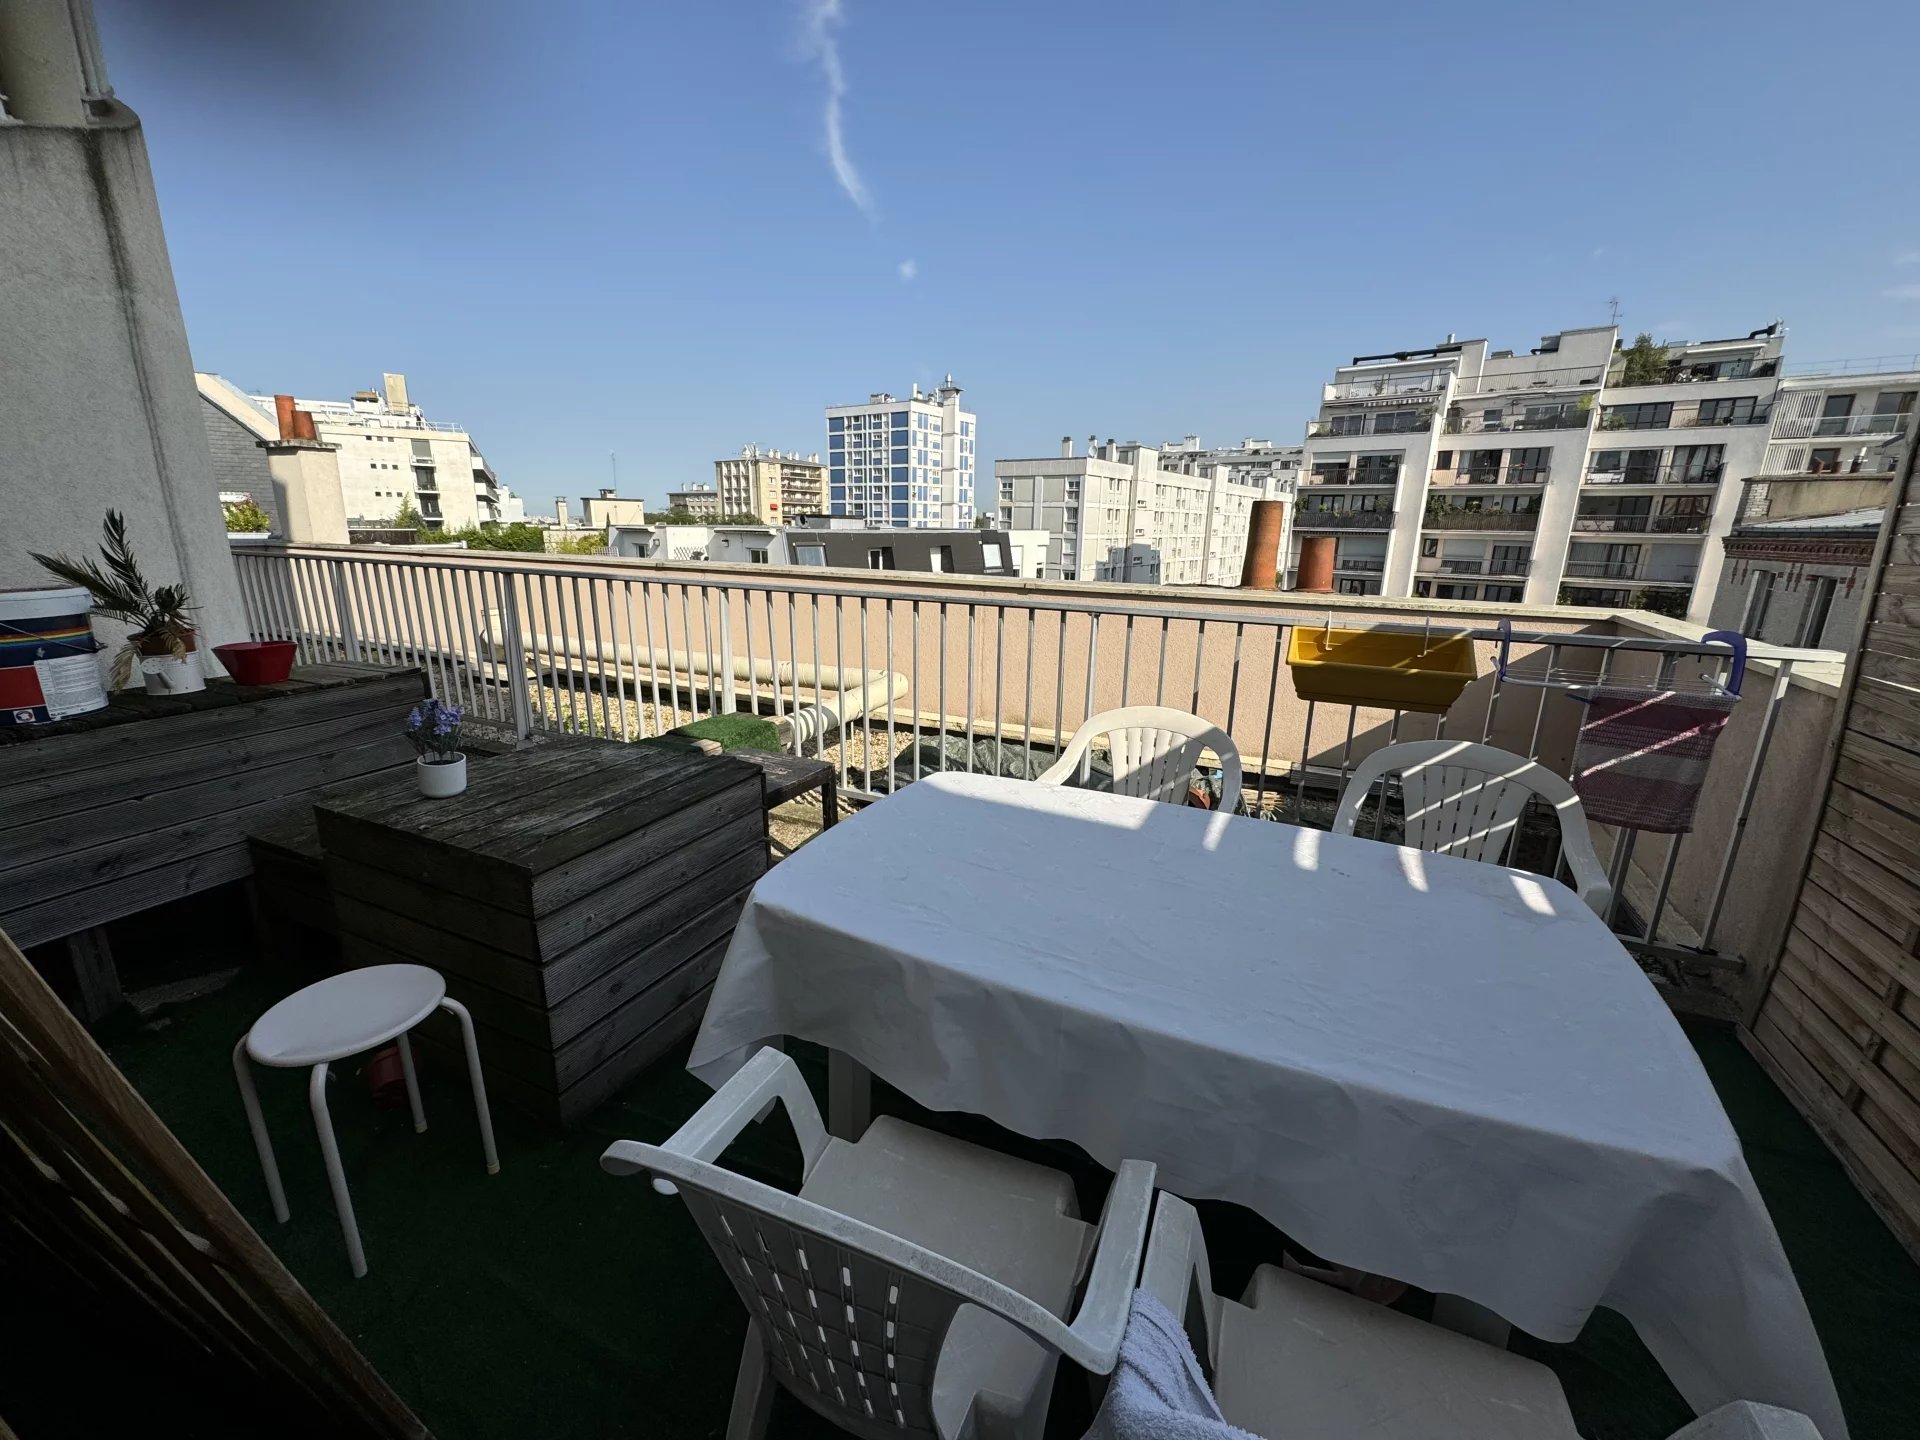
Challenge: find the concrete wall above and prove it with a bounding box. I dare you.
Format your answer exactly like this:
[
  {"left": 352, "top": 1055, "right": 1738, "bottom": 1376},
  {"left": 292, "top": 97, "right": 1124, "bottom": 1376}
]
[{"left": 0, "top": 116, "right": 246, "bottom": 666}]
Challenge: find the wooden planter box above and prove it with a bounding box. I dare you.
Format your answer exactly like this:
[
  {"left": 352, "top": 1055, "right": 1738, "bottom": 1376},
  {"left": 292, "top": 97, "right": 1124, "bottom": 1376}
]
[{"left": 311, "top": 742, "right": 767, "bottom": 1127}]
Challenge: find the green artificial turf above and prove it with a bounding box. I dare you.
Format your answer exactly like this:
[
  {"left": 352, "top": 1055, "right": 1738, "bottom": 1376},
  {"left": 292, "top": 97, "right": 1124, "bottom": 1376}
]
[{"left": 105, "top": 971, "right": 1919, "bottom": 1440}]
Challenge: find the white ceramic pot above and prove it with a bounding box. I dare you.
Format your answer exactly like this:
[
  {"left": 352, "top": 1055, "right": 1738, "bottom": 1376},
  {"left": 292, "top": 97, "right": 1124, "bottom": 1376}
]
[
  {"left": 417, "top": 752, "right": 468, "bottom": 798},
  {"left": 140, "top": 649, "right": 205, "bottom": 696}
]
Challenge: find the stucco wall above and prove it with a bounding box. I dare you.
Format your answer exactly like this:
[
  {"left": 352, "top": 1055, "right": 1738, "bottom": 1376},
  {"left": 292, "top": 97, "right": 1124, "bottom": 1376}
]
[{"left": 0, "top": 119, "right": 244, "bottom": 661}]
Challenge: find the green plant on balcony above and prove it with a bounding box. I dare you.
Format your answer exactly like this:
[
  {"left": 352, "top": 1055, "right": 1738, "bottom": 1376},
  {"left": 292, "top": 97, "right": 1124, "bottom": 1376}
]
[{"left": 33, "top": 509, "right": 196, "bottom": 689}]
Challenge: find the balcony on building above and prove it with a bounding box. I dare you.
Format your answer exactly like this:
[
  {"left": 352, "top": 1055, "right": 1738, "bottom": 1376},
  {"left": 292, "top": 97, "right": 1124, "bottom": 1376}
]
[
  {"left": 1431, "top": 448, "right": 1551, "bottom": 488},
  {"left": 1583, "top": 456, "right": 1726, "bottom": 488},
  {"left": 1302, "top": 457, "right": 1402, "bottom": 487},
  {"left": 1292, "top": 500, "right": 1395, "bottom": 530},
  {"left": 1573, "top": 492, "right": 1713, "bottom": 535},
  {"left": 1306, "top": 410, "right": 1434, "bottom": 439},
  {"left": 1423, "top": 496, "right": 1543, "bottom": 531},
  {"left": 1445, "top": 401, "right": 1592, "bottom": 436},
  {"left": 1598, "top": 397, "right": 1772, "bottom": 433}
]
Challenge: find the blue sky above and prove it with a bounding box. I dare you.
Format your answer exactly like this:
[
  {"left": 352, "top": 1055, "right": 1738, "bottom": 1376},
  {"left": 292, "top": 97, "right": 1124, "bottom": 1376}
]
[{"left": 104, "top": 0, "right": 1920, "bottom": 516}]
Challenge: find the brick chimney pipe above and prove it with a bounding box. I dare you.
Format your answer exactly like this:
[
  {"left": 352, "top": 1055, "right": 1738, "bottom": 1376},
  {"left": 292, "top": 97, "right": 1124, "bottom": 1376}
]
[
  {"left": 292, "top": 409, "right": 318, "bottom": 442},
  {"left": 1296, "top": 535, "right": 1337, "bottom": 593},
  {"left": 274, "top": 393, "right": 298, "bottom": 440},
  {"left": 1238, "top": 499, "right": 1285, "bottom": 589}
]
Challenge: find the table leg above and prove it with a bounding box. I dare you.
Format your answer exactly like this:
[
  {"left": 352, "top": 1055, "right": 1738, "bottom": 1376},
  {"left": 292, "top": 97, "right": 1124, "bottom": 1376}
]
[
  {"left": 440, "top": 998, "right": 500, "bottom": 1175},
  {"left": 232, "top": 1038, "right": 289, "bottom": 1224},
  {"left": 309, "top": 1062, "right": 367, "bottom": 1278},
  {"left": 397, "top": 1032, "right": 427, "bottom": 1133},
  {"left": 1432, "top": 1294, "right": 1511, "bottom": 1349},
  {"left": 827, "top": 1050, "right": 870, "bottom": 1140},
  {"left": 66, "top": 928, "right": 121, "bottom": 1023},
  {"left": 820, "top": 773, "right": 838, "bottom": 829}
]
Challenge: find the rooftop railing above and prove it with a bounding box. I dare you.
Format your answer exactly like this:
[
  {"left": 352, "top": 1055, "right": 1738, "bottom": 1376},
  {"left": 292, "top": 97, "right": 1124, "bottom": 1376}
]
[
  {"left": 229, "top": 541, "right": 1837, "bottom": 982},
  {"left": 1302, "top": 468, "right": 1402, "bottom": 487},
  {"left": 1326, "top": 372, "right": 1452, "bottom": 400}
]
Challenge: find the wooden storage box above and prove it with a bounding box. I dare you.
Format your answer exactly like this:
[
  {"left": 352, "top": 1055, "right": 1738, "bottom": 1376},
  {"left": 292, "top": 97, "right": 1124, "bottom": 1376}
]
[{"left": 312, "top": 741, "right": 767, "bottom": 1127}]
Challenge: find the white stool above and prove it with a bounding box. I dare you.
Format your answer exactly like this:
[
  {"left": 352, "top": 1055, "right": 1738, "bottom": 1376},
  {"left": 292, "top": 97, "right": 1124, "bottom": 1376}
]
[{"left": 232, "top": 964, "right": 499, "bottom": 1277}]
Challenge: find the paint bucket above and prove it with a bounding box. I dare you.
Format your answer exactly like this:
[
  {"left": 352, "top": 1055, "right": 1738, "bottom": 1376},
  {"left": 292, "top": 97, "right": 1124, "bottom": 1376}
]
[{"left": 0, "top": 586, "right": 109, "bottom": 726}]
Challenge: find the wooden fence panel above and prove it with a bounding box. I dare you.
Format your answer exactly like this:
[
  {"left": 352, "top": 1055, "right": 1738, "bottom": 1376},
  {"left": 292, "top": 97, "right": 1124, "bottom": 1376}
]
[{"left": 1747, "top": 438, "right": 1920, "bottom": 1262}]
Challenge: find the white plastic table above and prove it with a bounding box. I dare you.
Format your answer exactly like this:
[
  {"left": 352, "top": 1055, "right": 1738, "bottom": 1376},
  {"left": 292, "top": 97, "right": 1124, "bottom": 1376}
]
[
  {"left": 233, "top": 964, "right": 499, "bottom": 1277},
  {"left": 689, "top": 772, "right": 1846, "bottom": 1440}
]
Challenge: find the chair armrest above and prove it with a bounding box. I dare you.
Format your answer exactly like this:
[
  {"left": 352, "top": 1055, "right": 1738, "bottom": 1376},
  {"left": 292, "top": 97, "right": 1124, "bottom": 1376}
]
[
  {"left": 1555, "top": 804, "right": 1614, "bottom": 919},
  {"left": 1035, "top": 727, "right": 1095, "bottom": 786},
  {"left": 1137, "top": 1191, "right": 1222, "bottom": 1372},
  {"left": 600, "top": 1046, "right": 829, "bottom": 1193},
  {"left": 1057, "top": 1159, "right": 1157, "bottom": 1374}
]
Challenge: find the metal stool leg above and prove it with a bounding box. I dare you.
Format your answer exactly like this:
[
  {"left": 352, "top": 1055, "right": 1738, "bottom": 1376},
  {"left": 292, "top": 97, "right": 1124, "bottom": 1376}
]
[
  {"left": 309, "top": 1062, "right": 367, "bottom": 1278},
  {"left": 439, "top": 998, "right": 499, "bottom": 1175},
  {"left": 397, "top": 1032, "right": 427, "bottom": 1133},
  {"left": 232, "top": 1037, "right": 289, "bottom": 1223}
]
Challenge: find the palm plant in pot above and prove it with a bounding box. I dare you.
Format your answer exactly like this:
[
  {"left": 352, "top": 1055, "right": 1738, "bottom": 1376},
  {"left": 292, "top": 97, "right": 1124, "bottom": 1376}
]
[
  {"left": 32, "top": 510, "right": 203, "bottom": 695},
  {"left": 406, "top": 698, "right": 468, "bottom": 796}
]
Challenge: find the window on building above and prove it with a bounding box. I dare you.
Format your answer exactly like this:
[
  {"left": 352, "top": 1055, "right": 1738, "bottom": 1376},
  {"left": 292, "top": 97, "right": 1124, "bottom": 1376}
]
[
  {"left": 982, "top": 542, "right": 1007, "bottom": 572},
  {"left": 793, "top": 543, "right": 826, "bottom": 566},
  {"left": 930, "top": 545, "right": 955, "bottom": 572},
  {"left": 1328, "top": 414, "right": 1365, "bottom": 436},
  {"left": 1798, "top": 576, "right": 1838, "bottom": 647},
  {"left": 1669, "top": 445, "right": 1725, "bottom": 483},
  {"left": 1814, "top": 394, "right": 1856, "bottom": 436},
  {"left": 746, "top": 547, "right": 769, "bottom": 564},
  {"left": 1435, "top": 450, "right": 1454, "bottom": 469},
  {"left": 1871, "top": 391, "right": 1918, "bottom": 429},
  {"left": 1335, "top": 578, "right": 1371, "bottom": 595},
  {"left": 1421, "top": 537, "right": 1439, "bottom": 557},
  {"left": 1374, "top": 410, "right": 1421, "bottom": 433},
  {"left": 867, "top": 547, "right": 895, "bottom": 570},
  {"left": 1482, "top": 585, "right": 1524, "bottom": 603},
  {"left": 1413, "top": 579, "right": 1433, "bottom": 598},
  {"left": 1605, "top": 402, "right": 1673, "bottom": 431},
  {"left": 1741, "top": 570, "right": 1778, "bottom": 636},
  {"left": 1507, "top": 448, "right": 1550, "bottom": 483},
  {"left": 1695, "top": 396, "right": 1762, "bottom": 427}
]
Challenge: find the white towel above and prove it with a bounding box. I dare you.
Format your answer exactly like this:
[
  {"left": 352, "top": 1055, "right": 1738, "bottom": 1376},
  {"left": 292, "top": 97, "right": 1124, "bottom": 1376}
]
[{"left": 1085, "top": 1291, "right": 1264, "bottom": 1440}]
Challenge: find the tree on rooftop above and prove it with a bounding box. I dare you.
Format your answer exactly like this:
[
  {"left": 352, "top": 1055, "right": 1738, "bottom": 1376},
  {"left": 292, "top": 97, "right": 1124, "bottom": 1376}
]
[{"left": 1619, "top": 334, "right": 1671, "bottom": 386}]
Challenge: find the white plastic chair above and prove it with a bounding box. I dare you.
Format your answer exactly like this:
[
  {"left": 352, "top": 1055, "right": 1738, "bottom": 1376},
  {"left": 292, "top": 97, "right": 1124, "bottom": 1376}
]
[
  {"left": 1036, "top": 706, "right": 1243, "bottom": 810},
  {"left": 1331, "top": 739, "right": 1611, "bottom": 917},
  {"left": 1139, "top": 1193, "right": 1819, "bottom": 1440},
  {"left": 602, "top": 1047, "right": 1156, "bottom": 1440}
]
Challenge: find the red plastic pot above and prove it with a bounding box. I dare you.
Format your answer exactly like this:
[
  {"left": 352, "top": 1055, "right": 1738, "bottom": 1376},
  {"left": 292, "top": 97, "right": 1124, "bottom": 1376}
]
[{"left": 213, "top": 640, "right": 297, "bottom": 686}]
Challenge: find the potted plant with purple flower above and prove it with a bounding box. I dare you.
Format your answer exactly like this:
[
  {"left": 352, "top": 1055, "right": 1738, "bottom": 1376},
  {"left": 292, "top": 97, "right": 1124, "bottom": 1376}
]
[{"left": 406, "top": 698, "right": 468, "bottom": 797}]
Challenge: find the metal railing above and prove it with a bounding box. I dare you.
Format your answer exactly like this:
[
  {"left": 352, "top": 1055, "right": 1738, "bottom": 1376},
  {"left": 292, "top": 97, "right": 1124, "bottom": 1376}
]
[
  {"left": 1435, "top": 467, "right": 1551, "bottom": 486},
  {"left": 1780, "top": 353, "right": 1920, "bottom": 378},
  {"left": 1572, "top": 514, "right": 1710, "bottom": 534},
  {"left": 229, "top": 542, "right": 1836, "bottom": 974},
  {"left": 1307, "top": 415, "right": 1434, "bottom": 438},
  {"left": 1445, "top": 412, "right": 1592, "bottom": 435},
  {"left": 1605, "top": 358, "right": 1780, "bottom": 389},
  {"left": 1585, "top": 464, "right": 1725, "bottom": 486},
  {"left": 1333, "top": 557, "right": 1386, "bottom": 573},
  {"left": 1293, "top": 509, "right": 1396, "bottom": 530},
  {"left": 1303, "top": 469, "right": 1402, "bottom": 487},
  {"left": 1771, "top": 412, "right": 1913, "bottom": 441},
  {"left": 1599, "top": 404, "right": 1771, "bottom": 432},
  {"left": 1327, "top": 373, "right": 1452, "bottom": 400},
  {"left": 1424, "top": 508, "right": 1542, "bottom": 531},
  {"left": 1449, "top": 364, "right": 1606, "bottom": 397}
]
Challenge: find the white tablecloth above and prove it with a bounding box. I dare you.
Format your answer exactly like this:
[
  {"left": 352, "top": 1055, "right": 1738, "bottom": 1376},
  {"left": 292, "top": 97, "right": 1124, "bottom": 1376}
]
[{"left": 690, "top": 772, "right": 1846, "bottom": 1439}]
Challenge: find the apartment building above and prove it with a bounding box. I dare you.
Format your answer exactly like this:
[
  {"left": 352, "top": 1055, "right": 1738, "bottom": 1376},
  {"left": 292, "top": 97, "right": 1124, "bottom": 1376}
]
[
  {"left": 826, "top": 377, "right": 976, "bottom": 528},
  {"left": 993, "top": 436, "right": 1292, "bottom": 586},
  {"left": 663, "top": 483, "right": 722, "bottom": 519},
  {"left": 242, "top": 373, "right": 501, "bottom": 530},
  {"left": 1289, "top": 324, "right": 1786, "bottom": 615},
  {"left": 1707, "top": 364, "right": 1918, "bottom": 649},
  {"left": 714, "top": 446, "right": 827, "bottom": 523}
]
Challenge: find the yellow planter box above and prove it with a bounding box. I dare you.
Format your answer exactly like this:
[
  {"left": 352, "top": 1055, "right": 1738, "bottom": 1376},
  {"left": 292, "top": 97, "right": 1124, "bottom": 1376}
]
[{"left": 1286, "top": 627, "right": 1478, "bottom": 715}]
